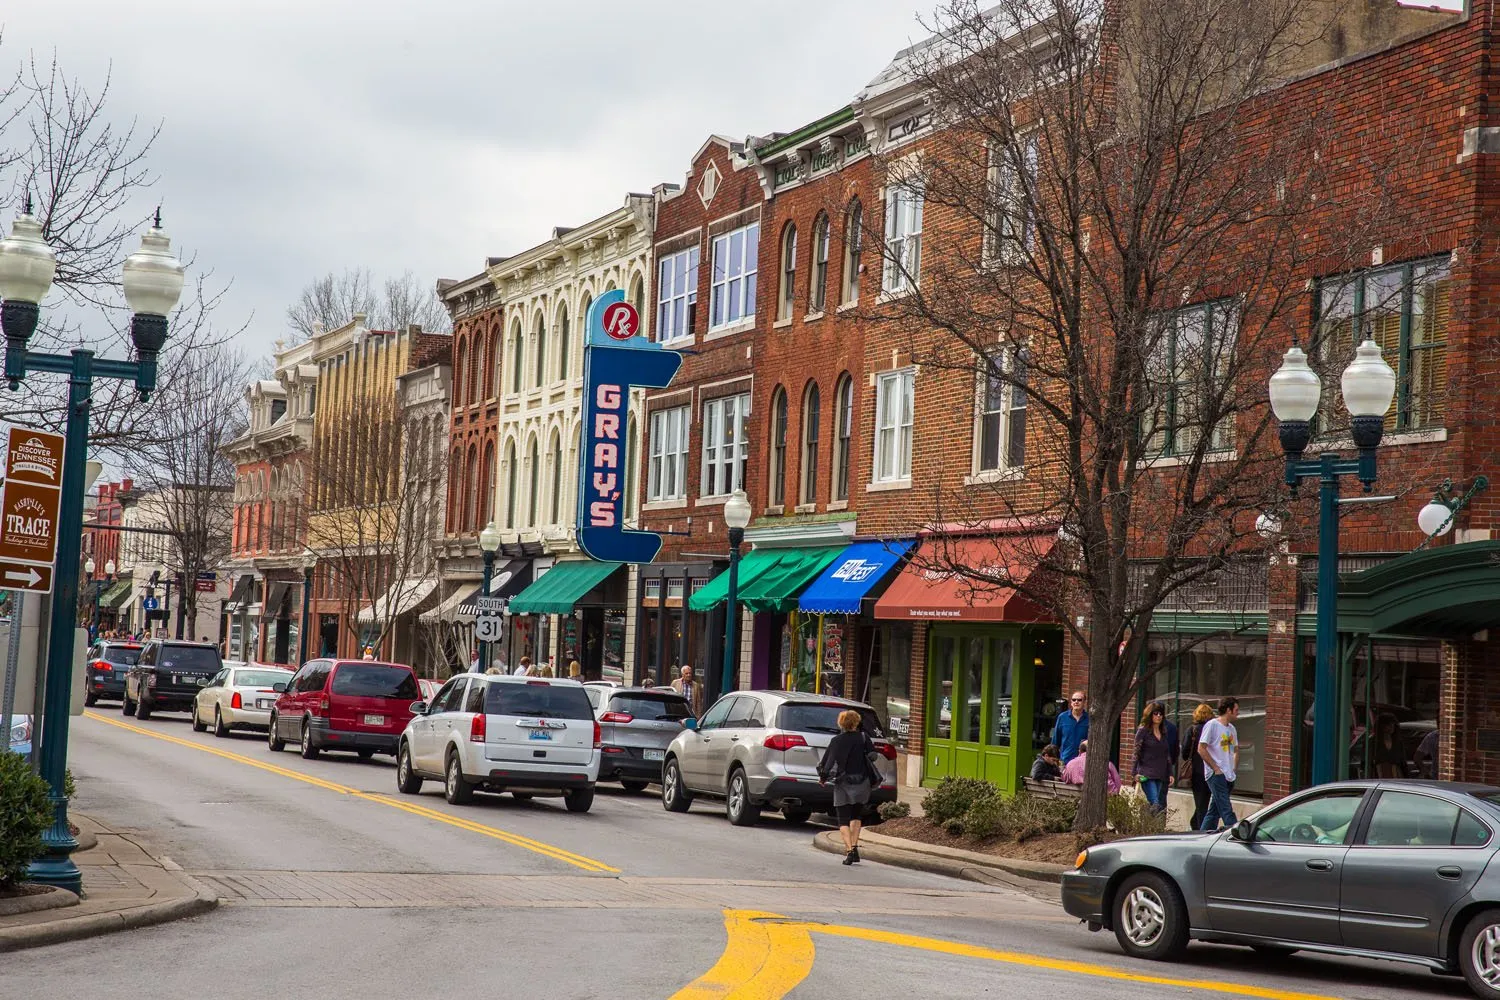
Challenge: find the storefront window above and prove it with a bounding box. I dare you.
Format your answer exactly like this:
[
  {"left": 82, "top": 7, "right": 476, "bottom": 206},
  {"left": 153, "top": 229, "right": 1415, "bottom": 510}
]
[
  {"left": 1032, "top": 633, "right": 1062, "bottom": 751},
  {"left": 988, "top": 637, "right": 1014, "bottom": 747},
  {"left": 931, "top": 636, "right": 954, "bottom": 740},
  {"left": 603, "top": 611, "right": 625, "bottom": 684},
  {"left": 821, "top": 619, "right": 845, "bottom": 697},
  {"left": 1145, "top": 635, "right": 1267, "bottom": 795},
  {"left": 964, "top": 638, "right": 984, "bottom": 742},
  {"left": 877, "top": 624, "right": 913, "bottom": 749}
]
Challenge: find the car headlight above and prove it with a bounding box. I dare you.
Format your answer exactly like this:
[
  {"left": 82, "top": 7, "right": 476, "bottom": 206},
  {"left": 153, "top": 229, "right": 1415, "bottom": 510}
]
[
  {"left": 9, "top": 719, "right": 30, "bottom": 745},
  {"left": 1074, "top": 849, "right": 1089, "bottom": 870}
]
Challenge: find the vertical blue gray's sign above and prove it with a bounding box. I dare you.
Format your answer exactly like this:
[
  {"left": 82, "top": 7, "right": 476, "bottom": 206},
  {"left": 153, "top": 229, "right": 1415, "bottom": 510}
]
[{"left": 577, "top": 289, "right": 682, "bottom": 563}]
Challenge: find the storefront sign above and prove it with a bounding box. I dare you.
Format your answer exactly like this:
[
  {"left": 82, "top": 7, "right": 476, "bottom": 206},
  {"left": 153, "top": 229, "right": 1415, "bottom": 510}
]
[
  {"left": 577, "top": 289, "right": 682, "bottom": 564},
  {"left": 0, "top": 425, "right": 65, "bottom": 592}
]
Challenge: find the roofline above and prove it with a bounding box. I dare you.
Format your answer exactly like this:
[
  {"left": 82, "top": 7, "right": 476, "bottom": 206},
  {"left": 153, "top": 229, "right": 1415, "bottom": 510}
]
[{"left": 754, "top": 106, "right": 857, "bottom": 158}]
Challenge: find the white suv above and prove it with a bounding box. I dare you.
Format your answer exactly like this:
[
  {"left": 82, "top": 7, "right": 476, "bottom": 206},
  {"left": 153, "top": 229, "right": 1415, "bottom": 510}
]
[{"left": 395, "top": 673, "right": 601, "bottom": 812}]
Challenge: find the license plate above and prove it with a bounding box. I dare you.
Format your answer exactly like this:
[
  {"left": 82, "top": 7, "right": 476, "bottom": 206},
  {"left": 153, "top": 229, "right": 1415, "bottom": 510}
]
[
  {"left": 363, "top": 714, "right": 385, "bottom": 726},
  {"left": 527, "top": 729, "right": 553, "bottom": 741},
  {"left": 643, "top": 749, "right": 664, "bottom": 760},
  {"left": 257, "top": 699, "right": 273, "bottom": 710}
]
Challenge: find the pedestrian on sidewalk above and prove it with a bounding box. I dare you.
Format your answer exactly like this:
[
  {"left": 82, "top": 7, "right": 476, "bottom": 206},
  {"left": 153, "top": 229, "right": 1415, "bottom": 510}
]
[
  {"left": 1052, "top": 690, "right": 1090, "bottom": 763},
  {"left": 818, "top": 709, "right": 878, "bottom": 865},
  {"left": 1133, "top": 702, "right": 1176, "bottom": 813},
  {"left": 1182, "top": 702, "right": 1215, "bottom": 830},
  {"left": 1197, "top": 697, "right": 1241, "bottom": 831}
]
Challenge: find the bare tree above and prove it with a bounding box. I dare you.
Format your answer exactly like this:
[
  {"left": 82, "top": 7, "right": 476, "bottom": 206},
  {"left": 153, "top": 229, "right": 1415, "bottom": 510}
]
[
  {"left": 286, "top": 268, "right": 451, "bottom": 341},
  {"left": 875, "top": 0, "right": 1439, "bottom": 828}
]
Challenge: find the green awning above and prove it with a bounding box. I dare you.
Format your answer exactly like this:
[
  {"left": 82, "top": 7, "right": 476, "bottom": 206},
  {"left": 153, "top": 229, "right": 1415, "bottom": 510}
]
[
  {"left": 100, "top": 580, "right": 132, "bottom": 609},
  {"left": 689, "top": 546, "right": 843, "bottom": 614},
  {"left": 508, "top": 560, "right": 622, "bottom": 615}
]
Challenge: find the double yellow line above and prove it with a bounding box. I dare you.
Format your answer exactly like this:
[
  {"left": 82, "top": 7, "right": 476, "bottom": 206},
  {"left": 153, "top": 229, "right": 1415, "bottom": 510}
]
[{"left": 84, "top": 711, "right": 618, "bottom": 873}]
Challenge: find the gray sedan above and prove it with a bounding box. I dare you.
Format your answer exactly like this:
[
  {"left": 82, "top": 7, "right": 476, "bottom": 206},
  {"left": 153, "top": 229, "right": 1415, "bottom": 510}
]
[{"left": 1062, "top": 780, "right": 1500, "bottom": 997}]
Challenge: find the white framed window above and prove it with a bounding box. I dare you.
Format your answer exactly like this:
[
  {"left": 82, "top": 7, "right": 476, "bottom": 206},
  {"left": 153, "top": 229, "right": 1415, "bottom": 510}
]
[
  {"left": 778, "top": 223, "right": 797, "bottom": 321},
  {"left": 976, "top": 350, "right": 1027, "bottom": 472},
  {"left": 811, "top": 213, "right": 830, "bottom": 312},
  {"left": 883, "top": 178, "right": 924, "bottom": 295},
  {"left": 702, "top": 393, "right": 751, "bottom": 496},
  {"left": 832, "top": 374, "right": 853, "bottom": 501},
  {"left": 985, "top": 135, "right": 1038, "bottom": 265},
  {"left": 1146, "top": 299, "right": 1238, "bottom": 456},
  {"left": 647, "top": 405, "right": 690, "bottom": 501},
  {"left": 842, "top": 199, "right": 863, "bottom": 305},
  {"left": 873, "top": 369, "right": 914, "bottom": 483},
  {"left": 656, "top": 247, "right": 699, "bottom": 343},
  {"left": 710, "top": 223, "right": 760, "bottom": 329}
]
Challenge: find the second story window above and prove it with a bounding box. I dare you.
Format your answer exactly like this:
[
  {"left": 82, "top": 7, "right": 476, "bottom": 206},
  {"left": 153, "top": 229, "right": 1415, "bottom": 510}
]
[
  {"left": 778, "top": 223, "right": 797, "bottom": 321},
  {"left": 874, "top": 369, "right": 915, "bottom": 483},
  {"left": 647, "top": 405, "right": 690, "bottom": 502},
  {"left": 832, "top": 374, "right": 853, "bottom": 502},
  {"left": 976, "top": 350, "right": 1027, "bottom": 473},
  {"left": 842, "top": 198, "right": 863, "bottom": 305},
  {"left": 883, "top": 178, "right": 924, "bottom": 295},
  {"left": 702, "top": 392, "right": 750, "bottom": 497},
  {"left": 533, "top": 315, "right": 548, "bottom": 388},
  {"left": 1145, "top": 299, "right": 1238, "bottom": 456},
  {"left": 510, "top": 321, "right": 524, "bottom": 395},
  {"left": 985, "top": 135, "right": 1038, "bottom": 266},
  {"left": 769, "top": 387, "right": 788, "bottom": 506},
  {"left": 710, "top": 222, "right": 759, "bottom": 330},
  {"left": 657, "top": 247, "right": 699, "bottom": 343}
]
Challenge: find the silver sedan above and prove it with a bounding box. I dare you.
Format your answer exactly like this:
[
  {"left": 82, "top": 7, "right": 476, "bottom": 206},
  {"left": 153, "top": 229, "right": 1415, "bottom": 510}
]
[
  {"left": 1062, "top": 779, "right": 1500, "bottom": 998},
  {"left": 192, "top": 665, "right": 293, "bottom": 737}
]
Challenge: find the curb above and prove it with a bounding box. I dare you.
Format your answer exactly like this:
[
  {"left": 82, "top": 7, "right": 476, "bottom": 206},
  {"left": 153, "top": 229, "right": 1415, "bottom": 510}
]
[
  {"left": 0, "top": 886, "right": 79, "bottom": 918},
  {"left": 0, "top": 889, "right": 217, "bottom": 953},
  {"left": 813, "top": 829, "right": 1067, "bottom": 888}
]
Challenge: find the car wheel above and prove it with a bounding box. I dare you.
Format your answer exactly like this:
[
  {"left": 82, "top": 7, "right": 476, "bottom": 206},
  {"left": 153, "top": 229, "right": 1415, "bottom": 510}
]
[
  {"left": 267, "top": 715, "right": 286, "bottom": 752},
  {"left": 213, "top": 707, "right": 230, "bottom": 739},
  {"left": 444, "top": 751, "right": 474, "bottom": 805},
  {"left": 726, "top": 768, "right": 761, "bottom": 827},
  {"left": 135, "top": 693, "right": 152, "bottom": 720},
  {"left": 662, "top": 758, "right": 692, "bottom": 813},
  {"left": 121, "top": 686, "right": 135, "bottom": 715},
  {"left": 782, "top": 807, "right": 812, "bottom": 826},
  {"left": 1112, "top": 871, "right": 1189, "bottom": 961},
  {"left": 300, "top": 719, "right": 319, "bottom": 760},
  {"left": 191, "top": 704, "right": 207, "bottom": 733},
  {"left": 396, "top": 743, "right": 423, "bottom": 795},
  {"left": 1459, "top": 907, "right": 1500, "bottom": 997},
  {"left": 564, "top": 786, "right": 595, "bottom": 813},
  {"left": 620, "top": 779, "right": 649, "bottom": 794},
  {"left": 84, "top": 691, "right": 98, "bottom": 707}
]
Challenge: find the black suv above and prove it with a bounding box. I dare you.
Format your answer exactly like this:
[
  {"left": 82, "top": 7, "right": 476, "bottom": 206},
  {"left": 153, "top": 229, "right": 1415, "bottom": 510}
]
[{"left": 123, "top": 640, "right": 223, "bottom": 719}]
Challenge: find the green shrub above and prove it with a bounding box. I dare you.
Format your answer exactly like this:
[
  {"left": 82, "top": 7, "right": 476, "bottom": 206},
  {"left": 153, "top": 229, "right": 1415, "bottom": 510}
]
[
  {"left": 922, "top": 777, "right": 996, "bottom": 826},
  {"left": 0, "top": 753, "right": 52, "bottom": 889},
  {"left": 961, "top": 791, "right": 1077, "bottom": 841},
  {"left": 878, "top": 800, "right": 911, "bottom": 821},
  {"left": 1108, "top": 791, "right": 1168, "bottom": 838},
  {"left": 942, "top": 818, "right": 965, "bottom": 836},
  {"left": 960, "top": 792, "right": 1006, "bottom": 838},
  {"left": 64, "top": 768, "right": 75, "bottom": 800}
]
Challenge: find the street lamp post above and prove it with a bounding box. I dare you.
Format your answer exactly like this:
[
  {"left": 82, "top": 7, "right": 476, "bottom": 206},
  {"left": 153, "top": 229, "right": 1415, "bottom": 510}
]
[
  {"left": 478, "top": 521, "right": 502, "bottom": 673},
  {"left": 85, "top": 558, "right": 98, "bottom": 639},
  {"left": 300, "top": 547, "right": 315, "bottom": 664},
  {"left": 1268, "top": 337, "right": 1395, "bottom": 787},
  {"left": 720, "top": 491, "right": 752, "bottom": 698},
  {"left": 0, "top": 206, "right": 184, "bottom": 893}
]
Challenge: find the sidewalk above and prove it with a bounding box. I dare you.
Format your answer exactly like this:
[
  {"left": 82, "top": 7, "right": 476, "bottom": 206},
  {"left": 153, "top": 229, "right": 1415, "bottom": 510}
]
[{"left": 0, "top": 813, "right": 217, "bottom": 952}]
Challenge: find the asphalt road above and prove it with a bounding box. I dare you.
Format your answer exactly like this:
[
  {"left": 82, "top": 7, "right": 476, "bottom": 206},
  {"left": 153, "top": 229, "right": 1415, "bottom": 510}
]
[{"left": 1, "top": 707, "right": 1476, "bottom": 1000}]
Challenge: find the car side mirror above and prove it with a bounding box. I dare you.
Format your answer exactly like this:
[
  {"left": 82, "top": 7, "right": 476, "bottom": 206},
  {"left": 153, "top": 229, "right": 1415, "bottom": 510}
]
[
  {"left": 409, "top": 700, "right": 427, "bottom": 715},
  {"left": 1231, "top": 819, "right": 1256, "bottom": 842},
  {"left": 683, "top": 717, "right": 698, "bottom": 732},
  {"left": 272, "top": 682, "right": 287, "bottom": 693}
]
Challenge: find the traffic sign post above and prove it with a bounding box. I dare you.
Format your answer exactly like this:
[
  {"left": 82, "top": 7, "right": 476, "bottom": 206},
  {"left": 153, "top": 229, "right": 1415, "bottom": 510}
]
[{"left": 474, "top": 595, "right": 506, "bottom": 645}]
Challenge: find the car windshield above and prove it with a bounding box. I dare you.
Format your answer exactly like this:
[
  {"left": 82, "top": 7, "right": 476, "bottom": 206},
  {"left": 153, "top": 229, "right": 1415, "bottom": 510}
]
[
  {"left": 235, "top": 669, "right": 292, "bottom": 687},
  {"left": 486, "top": 682, "right": 593, "bottom": 720},
  {"left": 608, "top": 693, "right": 690, "bottom": 721},
  {"left": 775, "top": 702, "right": 884, "bottom": 738},
  {"left": 331, "top": 664, "right": 418, "bottom": 699},
  {"left": 157, "top": 647, "right": 219, "bottom": 672},
  {"left": 102, "top": 646, "right": 141, "bottom": 665}
]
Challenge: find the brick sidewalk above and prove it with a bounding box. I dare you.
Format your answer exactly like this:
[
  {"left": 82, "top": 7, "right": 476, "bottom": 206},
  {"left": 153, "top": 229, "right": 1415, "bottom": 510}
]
[{"left": 0, "top": 813, "right": 217, "bottom": 952}]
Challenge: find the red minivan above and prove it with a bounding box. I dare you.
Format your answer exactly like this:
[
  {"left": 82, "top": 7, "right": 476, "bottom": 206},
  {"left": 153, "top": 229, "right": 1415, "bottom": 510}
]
[{"left": 268, "top": 658, "right": 421, "bottom": 761}]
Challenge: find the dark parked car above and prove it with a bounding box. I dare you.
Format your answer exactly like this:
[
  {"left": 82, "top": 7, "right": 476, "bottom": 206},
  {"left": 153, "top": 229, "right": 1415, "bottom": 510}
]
[
  {"left": 84, "top": 640, "right": 142, "bottom": 705},
  {"left": 268, "top": 658, "right": 420, "bottom": 760},
  {"left": 583, "top": 685, "right": 691, "bottom": 791},
  {"left": 122, "top": 641, "right": 223, "bottom": 719},
  {"left": 1062, "top": 780, "right": 1500, "bottom": 998}
]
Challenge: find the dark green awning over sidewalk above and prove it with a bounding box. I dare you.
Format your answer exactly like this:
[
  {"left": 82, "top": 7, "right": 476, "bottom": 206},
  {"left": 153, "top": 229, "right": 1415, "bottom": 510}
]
[
  {"left": 688, "top": 546, "right": 842, "bottom": 614},
  {"left": 508, "top": 560, "right": 622, "bottom": 615}
]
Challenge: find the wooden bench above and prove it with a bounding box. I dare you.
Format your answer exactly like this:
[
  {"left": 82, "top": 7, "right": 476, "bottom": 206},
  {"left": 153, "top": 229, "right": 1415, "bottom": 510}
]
[{"left": 1021, "top": 777, "right": 1083, "bottom": 800}]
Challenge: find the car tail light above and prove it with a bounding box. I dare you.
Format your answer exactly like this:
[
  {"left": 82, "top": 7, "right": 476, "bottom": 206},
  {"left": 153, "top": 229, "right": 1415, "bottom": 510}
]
[
  {"left": 319, "top": 696, "right": 329, "bottom": 715},
  {"left": 593, "top": 721, "right": 602, "bottom": 749},
  {"left": 93, "top": 659, "right": 110, "bottom": 672},
  {"left": 470, "top": 713, "right": 486, "bottom": 743},
  {"left": 599, "top": 712, "right": 633, "bottom": 724},
  {"left": 875, "top": 741, "right": 898, "bottom": 760},
  {"left": 231, "top": 692, "right": 243, "bottom": 709},
  {"left": 763, "top": 733, "right": 807, "bottom": 751},
  {"left": 526, "top": 680, "right": 550, "bottom": 686}
]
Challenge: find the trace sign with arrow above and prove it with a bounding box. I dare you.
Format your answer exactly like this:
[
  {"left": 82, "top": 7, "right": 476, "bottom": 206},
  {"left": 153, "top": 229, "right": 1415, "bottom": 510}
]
[{"left": 0, "top": 424, "right": 65, "bottom": 594}]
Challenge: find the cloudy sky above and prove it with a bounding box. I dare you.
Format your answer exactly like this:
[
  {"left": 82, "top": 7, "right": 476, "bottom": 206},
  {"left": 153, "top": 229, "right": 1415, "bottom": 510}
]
[{"left": 2, "top": 1, "right": 932, "bottom": 354}]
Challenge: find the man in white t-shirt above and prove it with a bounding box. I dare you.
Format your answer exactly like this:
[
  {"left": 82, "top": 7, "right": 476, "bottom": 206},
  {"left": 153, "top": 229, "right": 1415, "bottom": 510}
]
[{"left": 1197, "top": 697, "right": 1240, "bottom": 831}]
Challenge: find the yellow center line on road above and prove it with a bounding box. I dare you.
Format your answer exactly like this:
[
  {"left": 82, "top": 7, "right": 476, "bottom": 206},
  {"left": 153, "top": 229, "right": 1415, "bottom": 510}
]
[
  {"left": 83, "top": 710, "right": 619, "bottom": 874},
  {"left": 672, "top": 910, "right": 1346, "bottom": 1000}
]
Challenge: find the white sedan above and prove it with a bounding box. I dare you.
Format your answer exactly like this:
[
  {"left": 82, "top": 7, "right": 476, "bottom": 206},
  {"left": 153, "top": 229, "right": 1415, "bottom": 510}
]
[{"left": 192, "top": 665, "right": 294, "bottom": 737}]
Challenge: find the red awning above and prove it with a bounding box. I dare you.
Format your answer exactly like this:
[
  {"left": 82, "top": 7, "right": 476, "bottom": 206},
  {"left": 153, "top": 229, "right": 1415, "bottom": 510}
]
[{"left": 874, "top": 534, "right": 1056, "bottom": 622}]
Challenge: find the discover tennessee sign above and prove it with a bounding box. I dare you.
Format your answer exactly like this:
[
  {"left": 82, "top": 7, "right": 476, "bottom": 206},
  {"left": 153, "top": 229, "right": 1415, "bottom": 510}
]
[{"left": 576, "top": 289, "right": 682, "bottom": 563}]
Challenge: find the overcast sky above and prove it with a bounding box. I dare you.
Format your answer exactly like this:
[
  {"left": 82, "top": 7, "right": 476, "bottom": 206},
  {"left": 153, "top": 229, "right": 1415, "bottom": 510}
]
[{"left": 2, "top": 1, "right": 931, "bottom": 354}]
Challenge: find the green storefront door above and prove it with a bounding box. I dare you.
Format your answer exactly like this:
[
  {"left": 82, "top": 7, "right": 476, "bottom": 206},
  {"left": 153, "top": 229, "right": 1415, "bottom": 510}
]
[{"left": 924, "top": 626, "right": 1032, "bottom": 793}]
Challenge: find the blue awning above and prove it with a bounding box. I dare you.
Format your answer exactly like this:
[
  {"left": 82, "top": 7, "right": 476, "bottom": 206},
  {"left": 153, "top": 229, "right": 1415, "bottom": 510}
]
[{"left": 797, "top": 539, "right": 916, "bottom": 615}]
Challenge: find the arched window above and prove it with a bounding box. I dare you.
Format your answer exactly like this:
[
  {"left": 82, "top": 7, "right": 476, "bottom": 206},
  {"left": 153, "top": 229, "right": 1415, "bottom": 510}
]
[
  {"left": 468, "top": 335, "right": 480, "bottom": 405},
  {"left": 778, "top": 223, "right": 797, "bottom": 321},
  {"left": 630, "top": 274, "right": 645, "bottom": 317},
  {"left": 454, "top": 338, "right": 467, "bottom": 405},
  {"left": 832, "top": 374, "right": 853, "bottom": 502},
  {"left": 811, "top": 213, "right": 831, "bottom": 313},
  {"left": 527, "top": 438, "right": 541, "bottom": 527},
  {"left": 504, "top": 441, "right": 518, "bottom": 528},
  {"left": 533, "top": 313, "right": 547, "bottom": 388},
  {"left": 556, "top": 304, "right": 570, "bottom": 382},
  {"left": 464, "top": 444, "right": 479, "bottom": 530},
  {"left": 510, "top": 320, "right": 524, "bottom": 394},
  {"left": 769, "top": 386, "right": 788, "bottom": 506},
  {"left": 841, "top": 198, "right": 863, "bottom": 305},
  {"left": 481, "top": 442, "right": 496, "bottom": 525},
  {"left": 800, "top": 382, "right": 821, "bottom": 505},
  {"left": 485, "top": 323, "right": 499, "bottom": 398},
  {"left": 548, "top": 432, "right": 564, "bottom": 524}
]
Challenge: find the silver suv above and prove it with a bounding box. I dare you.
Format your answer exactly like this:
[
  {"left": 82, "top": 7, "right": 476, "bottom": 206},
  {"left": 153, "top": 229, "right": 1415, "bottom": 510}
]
[
  {"left": 584, "top": 685, "right": 691, "bottom": 792},
  {"left": 660, "top": 690, "right": 897, "bottom": 826}
]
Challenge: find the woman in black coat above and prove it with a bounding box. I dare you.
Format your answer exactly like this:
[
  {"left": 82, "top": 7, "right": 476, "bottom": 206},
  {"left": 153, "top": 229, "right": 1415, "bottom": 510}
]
[
  {"left": 1183, "top": 702, "right": 1214, "bottom": 830},
  {"left": 818, "top": 710, "right": 877, "bottom": 865}
]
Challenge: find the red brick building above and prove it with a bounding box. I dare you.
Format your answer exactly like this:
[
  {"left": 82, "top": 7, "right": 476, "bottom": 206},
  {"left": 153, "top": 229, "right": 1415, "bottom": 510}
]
[{"left": 83, "top": 479, "right": 130, "bottom": 633}]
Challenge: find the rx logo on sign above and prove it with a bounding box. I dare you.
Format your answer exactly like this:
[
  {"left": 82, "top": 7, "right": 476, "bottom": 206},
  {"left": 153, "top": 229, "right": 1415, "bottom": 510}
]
[
  {"left": 831, "top": 559, "right": 881, "bottom": 583},
  {"left": 601, "top": 301, "right": 640, "bottom": 340}
]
